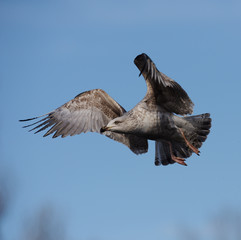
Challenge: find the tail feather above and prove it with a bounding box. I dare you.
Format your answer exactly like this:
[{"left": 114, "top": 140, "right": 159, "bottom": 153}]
[
  {"left": 155, "top": 141, "right": 175, "bottom": 166},
  {"left": 172, "top": 142, "right": 191, "bottom": 159},
  {"left": 183, "top": 113, "right": 211, "bottom": 149},
  {"left": 155, "top": 113, "right": 211, "bottom": 166}
]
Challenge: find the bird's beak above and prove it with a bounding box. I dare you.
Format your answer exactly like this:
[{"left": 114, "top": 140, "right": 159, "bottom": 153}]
[{"left": 100, "top": 126, "right": 110, "bottom": 133}]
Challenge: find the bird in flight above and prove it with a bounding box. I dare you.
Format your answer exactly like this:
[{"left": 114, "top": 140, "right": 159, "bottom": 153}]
[{"left": 20, "top": 53, "right": 211, "bottom": 166}]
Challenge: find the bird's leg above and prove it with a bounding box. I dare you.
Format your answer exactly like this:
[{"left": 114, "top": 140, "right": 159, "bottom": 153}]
[
  {"left": 168, "top": 142, "right": 187, "bottom": 166},
  {"left": 179, "top": 128, "right": 200, "bottom": 155}
]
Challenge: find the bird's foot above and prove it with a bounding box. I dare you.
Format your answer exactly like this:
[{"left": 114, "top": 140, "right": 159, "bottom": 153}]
[
  {"left": 171, "top": 155, "right": 187, "bottom": 166},
  {"left": 179, "top": 128, "right": 200, "bottom": 155},
  {"left": 168, "top": 141, "right": 187, "bottom": 166}
]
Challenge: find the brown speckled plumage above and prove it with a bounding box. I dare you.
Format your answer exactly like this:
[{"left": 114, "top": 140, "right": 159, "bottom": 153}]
[{"left": 20, "top": 53, "right": 211, "bottom": 166}]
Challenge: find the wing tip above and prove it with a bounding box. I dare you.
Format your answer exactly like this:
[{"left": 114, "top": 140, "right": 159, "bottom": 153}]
[{"left": 19, "top": 117, "right": 38, "bottom": 122}]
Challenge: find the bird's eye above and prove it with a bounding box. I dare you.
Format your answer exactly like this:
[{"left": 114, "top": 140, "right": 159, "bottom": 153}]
[{"left": 114, "top": 120, "right": 122, "bottom": 125}]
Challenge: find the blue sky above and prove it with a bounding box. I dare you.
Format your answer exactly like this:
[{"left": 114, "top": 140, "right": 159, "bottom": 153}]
[{"left": 1, "top": 1, "right": 241, "bottom": 239}]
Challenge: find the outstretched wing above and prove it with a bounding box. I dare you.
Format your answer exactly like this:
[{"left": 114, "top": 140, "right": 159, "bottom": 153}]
[
  {"left": 134, "top": 53, "right": 194, "bottom": 115},
  {"left": 20, "top": 89, "right": 148, "bottom": 155}
]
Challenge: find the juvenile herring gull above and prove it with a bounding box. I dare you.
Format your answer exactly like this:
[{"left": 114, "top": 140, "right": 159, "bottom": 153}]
[{"left": 20, "top": 53, "right": 211, "bottom": 166}]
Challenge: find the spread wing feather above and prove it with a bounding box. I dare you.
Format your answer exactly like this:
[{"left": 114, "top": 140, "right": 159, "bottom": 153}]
[
  {"left": 155, "top": 141, "right": 192, "bottom": 166},
  {"left": 155, "top": 141, "right": 175, "bottom": 166},
  {"left": 134, "top": 53, "right": 194, "bottom": 115},
  {"left": 20, "top": 89, "right": 148, "bottom": 155}
]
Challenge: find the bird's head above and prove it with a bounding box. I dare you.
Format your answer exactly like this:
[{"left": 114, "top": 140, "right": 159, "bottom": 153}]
[{"left": 100, "top": 116, "right": 128, "bottom": 134}]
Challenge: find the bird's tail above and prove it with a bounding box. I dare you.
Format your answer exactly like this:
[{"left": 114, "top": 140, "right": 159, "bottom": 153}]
[
  {"left": 182, "top": 113, "right": 211, "bottom": 149},
  {"left": 172, "top": 113, "right": 211, "bottom": 161},
  {"left": 155, "top": 113, "right": 211, "bottom": 166}
]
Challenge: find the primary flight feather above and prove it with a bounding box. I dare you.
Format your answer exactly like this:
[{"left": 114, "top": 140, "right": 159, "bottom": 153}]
[{"left": 20, "top": 53, "right": 211, "bottom": 166}]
